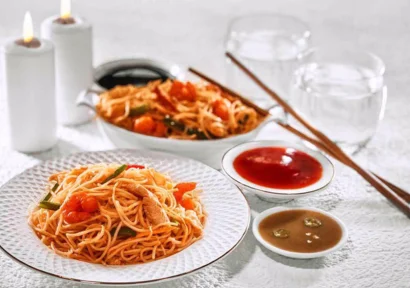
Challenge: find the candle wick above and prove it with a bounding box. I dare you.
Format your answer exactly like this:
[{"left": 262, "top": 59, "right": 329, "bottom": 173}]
[
  {"left": 15, "top": 38, "right": 41, "bottom": 48},
  {"left": 54, "top": 17, "right": 76, "bottom": 25}
]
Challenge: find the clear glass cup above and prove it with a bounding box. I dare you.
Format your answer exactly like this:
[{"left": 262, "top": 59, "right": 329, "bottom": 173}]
[
  {"left": 289, "top": 46, "right": 387, "bottom": 153},
  {"left": 225, "top": 14, "right": 311, "bottom": 107}
]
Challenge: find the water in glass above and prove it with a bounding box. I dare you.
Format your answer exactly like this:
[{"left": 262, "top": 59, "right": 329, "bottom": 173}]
[
  {"left": 290, "top": 62, "right": 386, "bottom": 152},
  {"left": 226, "top": 15, "right": 310, "bottom": 107}
]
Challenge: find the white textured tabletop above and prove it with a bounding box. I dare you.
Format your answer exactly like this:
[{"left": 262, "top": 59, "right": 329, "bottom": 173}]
[{"left": 0, "top": 0, "right": 409, "bottom": 287}]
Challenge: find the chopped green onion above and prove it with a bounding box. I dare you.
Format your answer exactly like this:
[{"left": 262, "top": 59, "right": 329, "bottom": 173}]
[
  {"left": 163, "top": 116, "right": 209, "bottom": 139},
  {"left": 129, "top": 104, "right": 149, "bottom": 117},
  {"left": 163, "top": 115, "right": 185, "bottom": 131},
  {"left": 238, "top": 114, "right": 249, "bottom": 125},
  {"left": 39, "top": 201, "right": 61, "bottom": 211},
  {"left": 187, "top": 128, "right": 208, "bottom": 140},
  {"left": 42, "top": 182, "right": 59, "bottom": 202},
  {"left": 52, "top": 182, "right": 59, "bottom": 192},
  {"left": 110, "top": 227, "right": 137, "bottom": 238},
  {"left": 102, "top": 164, "right": 127, "bottom": 184},
  {"left": 42, "top": 193, "right": 52, "bottom": 202}
]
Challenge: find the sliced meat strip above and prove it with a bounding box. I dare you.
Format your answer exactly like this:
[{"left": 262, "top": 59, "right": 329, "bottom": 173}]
[
  {"left": 142, "top": 196, "right": 169, "bottom": 226},
  {"left": 185, "top": 210, "right": 203, "bottom": 237},
  {"left": 120, "top": 182, "right": 169, "bottom": 225},
  {"left": 120, "top": 182, "right": 149, "bottom": 197}
]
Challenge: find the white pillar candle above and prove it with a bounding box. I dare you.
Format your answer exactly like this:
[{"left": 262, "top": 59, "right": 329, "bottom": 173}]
[
  {"left": 41, "top": 6, "right": 93, "bottom": 125},
  {"left": 1, "top": 12, "right": 57, "bottom": 153}
]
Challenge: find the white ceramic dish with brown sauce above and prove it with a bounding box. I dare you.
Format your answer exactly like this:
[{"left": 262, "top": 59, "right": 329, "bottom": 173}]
[{"left": 253, "top": 206, "right": 348, "bottom": 259}]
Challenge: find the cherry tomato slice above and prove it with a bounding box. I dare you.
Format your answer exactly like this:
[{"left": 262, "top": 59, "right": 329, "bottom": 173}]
[
  {"left": 62, "top": 193, "right": 99, "bottom": 223},
  {"left": 173, "top": 191, "right": 184, "bottom": 202},
  {"left": 213, "top": 100, "right": 229, "bottom": 120},
  {"left": 153, "top": 121, "right": 167, "bottom": 137},
  {"left": 169, "top": 81, "right": 185, "bottom": 97},
  {"left": 78, "top": 211, "right": 92, "bottom": 222},
  {"left": 64, "top": 211, "right": 91, "bottom": 224},
  {"left": 175, "top": 182, "right": 197, "bottom": 193},
  {"left": 182, "top": 198, "right": 195, "bottom": 210},
  {"left": 63, "top": 193, "right": 82, "bottom": 213},
  {"left": 133, "top": 116, "right": 156, "bottom": 135},
  {"left": 81, "top": 195, "right": 99, "bottom": 213},
  {"left": 185, "top": 82, "right": 197, "bottom": 101},
  {"left": 155, "top": 87, "right": 177, "bottom": 111},
  {"left": 170, "top": 81, "right": 196, "bottom": 101},
  {"left": 127, "top": 164, "right": 145, "bottom": 170},
  {"left": 174, "top": 182, "right": 197, "bottom": 205}
]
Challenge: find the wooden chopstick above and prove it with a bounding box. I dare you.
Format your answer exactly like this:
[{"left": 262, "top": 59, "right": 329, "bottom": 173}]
[
  {"left": 188, "top": 66, "right": 410, "bottom": 203},
  {"left": 188, "top": 66, "right": 410, "bottom": 204},
  {"left": 276, "top": 122, "right": 410, "bottom": 203},
  {"left": 188, "top": 68, "right": 269, "bottom": 117},
  {"left": 225, "top": 51, "right": 410, "bottom": 216}
]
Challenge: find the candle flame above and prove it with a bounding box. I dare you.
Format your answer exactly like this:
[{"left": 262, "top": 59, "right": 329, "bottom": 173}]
[
  {"left": 23, "top": 11, "right": 34, "bottom": 43},
  {"left": 60, "top": 0, "right": 71, "bottom": 19}
]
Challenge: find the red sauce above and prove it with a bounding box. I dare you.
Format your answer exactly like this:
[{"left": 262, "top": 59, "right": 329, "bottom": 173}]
[{"left": 233, "top": 147, "right": 323, "bottom": 189}]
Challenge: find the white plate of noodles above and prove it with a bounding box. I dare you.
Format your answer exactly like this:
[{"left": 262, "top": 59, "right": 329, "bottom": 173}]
[
  {"left": 77, "top": 76, "right": 272, "bottom": 168},
  {"left": 0, "top": 149, "right": 249, "bottom": 285}
]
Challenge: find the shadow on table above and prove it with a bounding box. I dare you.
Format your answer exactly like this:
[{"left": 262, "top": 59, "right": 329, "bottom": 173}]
[
  {"left": 223, "top": 228, "right": 258, "bottom": 275},
  {"left": 118, "top": 231, "right": 258, "bottom": 288},
  {"left": 256, "top": 232, "right": 353, "bottom": 270},
  {"left": 25, "top": 139, "right": 84, "bottom": 161},
  {"left": 245, "top": 190, "right": 343, "bottom": 214}
]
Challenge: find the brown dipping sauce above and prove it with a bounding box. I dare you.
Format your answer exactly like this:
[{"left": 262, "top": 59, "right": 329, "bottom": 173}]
[
  {"left": 259, "top": 209, "right": 342, "bottom": 253},
  {"left": 233, "top": 147, "right": 323, "bottom": 189}
]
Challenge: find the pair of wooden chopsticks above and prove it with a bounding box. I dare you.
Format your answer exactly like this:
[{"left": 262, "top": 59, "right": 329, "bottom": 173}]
[{"left": 188, "top": 53, "right": 410, "bottom": 217}]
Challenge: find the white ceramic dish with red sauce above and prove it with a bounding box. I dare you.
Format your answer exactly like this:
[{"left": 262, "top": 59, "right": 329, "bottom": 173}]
[{"left": 221, "top": 140, "right": 335, "bottom": 202}]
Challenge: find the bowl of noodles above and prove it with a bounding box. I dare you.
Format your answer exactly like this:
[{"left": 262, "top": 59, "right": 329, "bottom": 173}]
[
  {"left": 0, "top": 149, "right": 249, "bottom": 285},
  {"left": 78, "top": 60, "right": 271, "bottom": 168}
]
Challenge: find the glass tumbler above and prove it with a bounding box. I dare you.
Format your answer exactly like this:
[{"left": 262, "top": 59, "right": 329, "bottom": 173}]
[
  {"left": 289, "top": 47, "right": 387, "bottom": 153},
  {"left": 225, "top": 14, "right": 311, "bottom": 107}
]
